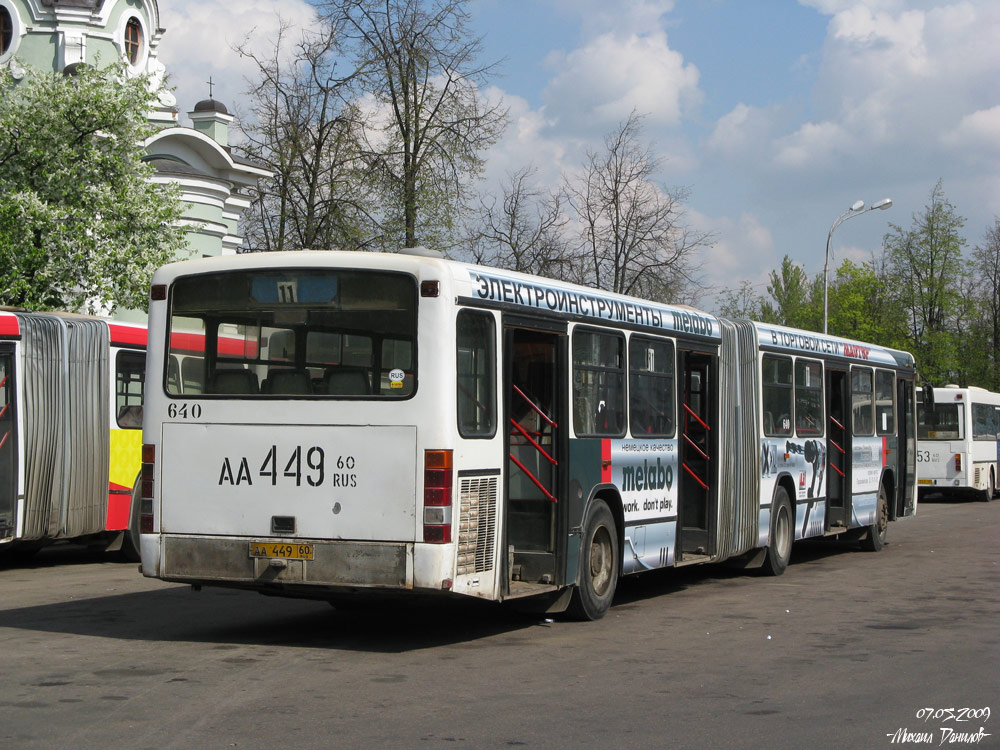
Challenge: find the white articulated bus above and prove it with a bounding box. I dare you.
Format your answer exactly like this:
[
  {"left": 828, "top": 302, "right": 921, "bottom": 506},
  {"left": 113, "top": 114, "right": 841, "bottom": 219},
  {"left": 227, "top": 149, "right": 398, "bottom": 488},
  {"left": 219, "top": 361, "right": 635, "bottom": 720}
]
[
  {"left": 0, "top": 310, "right": 147, "bottom": 557},
  {"left": 917, "top": 385, "right": 1000, "bottom": 501},
  {"left": 138, "top": 250, "right": 917, "bottom": 619}
]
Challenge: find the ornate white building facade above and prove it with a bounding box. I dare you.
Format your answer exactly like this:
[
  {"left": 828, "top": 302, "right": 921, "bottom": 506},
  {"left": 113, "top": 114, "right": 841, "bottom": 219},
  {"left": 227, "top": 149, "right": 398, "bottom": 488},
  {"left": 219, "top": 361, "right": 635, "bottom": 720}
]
[{"left": 0, "top": 0, "right": 269, "bottom": 258}]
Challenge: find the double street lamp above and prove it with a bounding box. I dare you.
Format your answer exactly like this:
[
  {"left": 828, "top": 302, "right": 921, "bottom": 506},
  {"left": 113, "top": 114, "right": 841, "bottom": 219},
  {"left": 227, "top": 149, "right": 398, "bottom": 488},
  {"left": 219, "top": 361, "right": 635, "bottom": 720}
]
[{"left": 823, "top": 197, "right": 893, "bottom": 334}]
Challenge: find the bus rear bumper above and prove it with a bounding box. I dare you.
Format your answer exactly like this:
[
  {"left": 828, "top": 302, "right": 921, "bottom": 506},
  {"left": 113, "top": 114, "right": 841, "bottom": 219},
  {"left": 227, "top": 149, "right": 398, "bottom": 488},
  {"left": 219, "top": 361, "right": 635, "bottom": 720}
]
[{"left": 143, "top": 534, "right": 417, "bottom": 592}]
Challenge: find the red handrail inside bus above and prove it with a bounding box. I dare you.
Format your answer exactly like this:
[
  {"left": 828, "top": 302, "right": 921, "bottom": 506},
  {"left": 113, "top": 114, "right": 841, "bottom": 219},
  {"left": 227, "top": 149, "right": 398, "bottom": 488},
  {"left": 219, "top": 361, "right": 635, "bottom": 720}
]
[
  {"left": 828, "top": 462, "right": 845, "bottom": 477},
  {"left": 510, "top": 419, "right": 557, "bottom": 466},
  {"left": 683, "top": 432, "right": 710, "bottom": 461},
  {"left": 508, "top": 452, "right": 558, "bottom": 502},
  {"left": 682, "top": 462, "right": 710, "bottom": 491},
  {"left": 683, "top": 402, "right": 710, "bottom": 431},
  {"left": 513, "top": 384, "right": 558, "bottom": 428}
]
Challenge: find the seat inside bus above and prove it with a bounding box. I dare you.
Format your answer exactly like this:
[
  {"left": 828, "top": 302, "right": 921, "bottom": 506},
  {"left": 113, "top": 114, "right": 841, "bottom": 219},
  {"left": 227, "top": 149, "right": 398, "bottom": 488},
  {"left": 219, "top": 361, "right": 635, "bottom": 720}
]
[
  {"left": 261, "top": 369, "right": 312, "bottom": 395},
  {"left": 209, "top": 369, "right": 259, "bottom": 394},
  {"left": 323, "top": 367, "right": 371, "bottom": 395}
]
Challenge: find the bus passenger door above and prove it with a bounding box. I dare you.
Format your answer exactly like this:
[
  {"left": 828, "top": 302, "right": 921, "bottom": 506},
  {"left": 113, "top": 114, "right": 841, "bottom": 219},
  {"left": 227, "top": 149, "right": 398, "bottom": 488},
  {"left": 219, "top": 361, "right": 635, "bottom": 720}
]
[
  {"left": 826, "top": 368, "right": 851, "bottom": 529},
  {"left": 0, "top": 344, "right": 17, "bottom": 540},
  {"left": 677, "top": 350, "right": 715, "bottom": 561},
  {"left": 503, "top": 323, "right": 566, "bottom": 595},
  {"left": 896, "top": 378, "right": 916, "bottom": 517}
]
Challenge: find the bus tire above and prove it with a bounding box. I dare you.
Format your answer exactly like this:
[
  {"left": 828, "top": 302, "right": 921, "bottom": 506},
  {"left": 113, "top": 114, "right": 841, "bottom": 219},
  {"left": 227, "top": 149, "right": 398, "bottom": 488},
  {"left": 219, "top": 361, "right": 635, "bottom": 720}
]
[
  {"left": 567, "top": 499, "right": 619, "bottom": 621},
  {"left": 761, "top": 487, "right": 793, "bottom": 576},
  {"left": 982, "top": 470, "right": 995, "bottom": 502},
  {"left": 860, "top": 485, "right": 889, "bottom": 552}
]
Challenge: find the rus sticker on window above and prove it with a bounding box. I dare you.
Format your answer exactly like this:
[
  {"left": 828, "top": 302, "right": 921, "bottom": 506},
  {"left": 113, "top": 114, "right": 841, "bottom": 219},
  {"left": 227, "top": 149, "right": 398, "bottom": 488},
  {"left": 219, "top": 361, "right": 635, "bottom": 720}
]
[{"left": 389, "top": 368, "right": 405, "bottom": 389}]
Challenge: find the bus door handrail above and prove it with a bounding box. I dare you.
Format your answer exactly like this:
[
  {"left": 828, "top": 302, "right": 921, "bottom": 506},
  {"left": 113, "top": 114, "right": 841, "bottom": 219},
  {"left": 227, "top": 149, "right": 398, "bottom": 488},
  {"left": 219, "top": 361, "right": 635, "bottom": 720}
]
[
  {"left": 508, "top": 452, "right": 558, "bottom": 502},
  {"left": 681, "top": 400, "right": 710, "bottom": 491},
  {"left": 683, "top": 402, "right": 710, "bottom": 430},
  {"left": 513, "top": 384, "right": 558, "bottom": 428},
  {"left": 510, "top": 418, "right": 557, "bottom": 466}
]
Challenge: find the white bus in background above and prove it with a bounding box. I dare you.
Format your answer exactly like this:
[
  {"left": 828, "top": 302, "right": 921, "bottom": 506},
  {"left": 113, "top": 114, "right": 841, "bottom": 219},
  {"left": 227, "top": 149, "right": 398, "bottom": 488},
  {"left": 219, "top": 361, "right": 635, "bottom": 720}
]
[
  {"left": 917, "top": 385, "right": 1000, "bottom": 501},
  {"left": 138, "top": 250, "right": 918, "bottom": 620}
]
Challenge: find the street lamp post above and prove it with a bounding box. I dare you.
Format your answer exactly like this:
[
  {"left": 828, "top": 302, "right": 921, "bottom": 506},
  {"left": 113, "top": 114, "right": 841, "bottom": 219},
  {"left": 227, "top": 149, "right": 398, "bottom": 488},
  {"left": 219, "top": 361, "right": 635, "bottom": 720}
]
[{"left": 823, "top": 197, "right": 893, "bottom": 334}]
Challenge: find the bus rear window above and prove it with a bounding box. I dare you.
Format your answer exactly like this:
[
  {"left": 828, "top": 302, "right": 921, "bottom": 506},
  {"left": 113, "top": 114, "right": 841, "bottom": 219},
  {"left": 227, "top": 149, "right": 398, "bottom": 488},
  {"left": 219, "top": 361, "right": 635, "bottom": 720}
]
[
  {"left": 166, "top": 270, "right": 417, "bottom": 398},
  {"left": 918, "top": 403, "right": 962, "bottom": 440}
]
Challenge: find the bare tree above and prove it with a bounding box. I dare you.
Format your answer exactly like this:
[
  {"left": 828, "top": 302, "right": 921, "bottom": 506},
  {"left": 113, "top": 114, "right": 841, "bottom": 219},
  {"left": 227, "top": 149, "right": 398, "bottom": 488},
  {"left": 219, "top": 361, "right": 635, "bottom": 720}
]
[
  {"left": 563, "top": 112, "right": 711, "bottom": 303},
  {"left": 323, "top": 0, "right": 507, "bottom": 250},
  {"left": 467, "top": 165, "right": 571, "bottom": 278},
  {"left": 234, "top": 20, "right": 375, "bottom": 252}
]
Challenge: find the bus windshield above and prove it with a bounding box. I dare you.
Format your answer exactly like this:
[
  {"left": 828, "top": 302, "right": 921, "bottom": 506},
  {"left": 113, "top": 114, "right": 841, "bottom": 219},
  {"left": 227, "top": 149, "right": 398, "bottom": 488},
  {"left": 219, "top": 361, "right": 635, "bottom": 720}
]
[
  {"left": 917, "top": 402, "right": 962, "bottom": 440},
  {"left": 166, "top": 269, "right": 417, "bottom": 398}
]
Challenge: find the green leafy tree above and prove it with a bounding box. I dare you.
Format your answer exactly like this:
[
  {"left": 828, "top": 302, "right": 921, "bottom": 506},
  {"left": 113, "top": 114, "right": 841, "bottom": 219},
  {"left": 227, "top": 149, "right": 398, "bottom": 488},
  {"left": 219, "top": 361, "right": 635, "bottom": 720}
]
[
  {"left": 826, "top": 258, "right": 907, "bottom": 346},
  {"left": 759, "top": 255, "right": 821, "bottom": 330},
  {"left": 0, "top": 63, "right": 184, "bottom": 313},
  {"left": 882, "top": 180, "right": 966, "bottom": 383}
]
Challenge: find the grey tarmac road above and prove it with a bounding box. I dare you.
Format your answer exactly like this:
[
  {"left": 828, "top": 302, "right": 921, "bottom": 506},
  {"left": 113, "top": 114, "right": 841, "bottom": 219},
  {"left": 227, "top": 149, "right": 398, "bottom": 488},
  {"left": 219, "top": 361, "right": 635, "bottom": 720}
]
[{"left": 0, "top": 498, "right": 997, "bottom": 750}]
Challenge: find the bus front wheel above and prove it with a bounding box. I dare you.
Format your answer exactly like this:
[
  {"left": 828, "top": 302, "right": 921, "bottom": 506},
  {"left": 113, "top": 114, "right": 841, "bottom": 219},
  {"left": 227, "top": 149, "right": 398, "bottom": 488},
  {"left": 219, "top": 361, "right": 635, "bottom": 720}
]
[
  {"left": 860, "top": 485, "right": 889, "bottom": 551},
  {"left": 762, "top": 487, "right": 793, "bottom": 576},
  {"left": 567, "top": 499, "right": 619, "bottom": 621}
]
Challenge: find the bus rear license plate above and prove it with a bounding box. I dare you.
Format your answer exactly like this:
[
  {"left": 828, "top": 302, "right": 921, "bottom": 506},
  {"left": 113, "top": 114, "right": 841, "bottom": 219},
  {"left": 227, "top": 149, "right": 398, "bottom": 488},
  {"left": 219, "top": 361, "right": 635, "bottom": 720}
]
[{"left": 249, "top": 542, "right": 315, "bottom": 560}]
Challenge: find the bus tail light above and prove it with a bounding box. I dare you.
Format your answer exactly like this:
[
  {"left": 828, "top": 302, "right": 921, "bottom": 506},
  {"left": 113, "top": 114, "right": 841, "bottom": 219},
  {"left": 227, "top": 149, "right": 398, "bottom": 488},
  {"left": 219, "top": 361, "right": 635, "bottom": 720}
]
[
  {"left": 423, "top": 450, "right": 453, "bottom": 543},
  {"left": 955, "top": 453, "right": 962, "bottom": 472},
  {"left": 140, "top": 444, "right": 155, "bottom": 534}
]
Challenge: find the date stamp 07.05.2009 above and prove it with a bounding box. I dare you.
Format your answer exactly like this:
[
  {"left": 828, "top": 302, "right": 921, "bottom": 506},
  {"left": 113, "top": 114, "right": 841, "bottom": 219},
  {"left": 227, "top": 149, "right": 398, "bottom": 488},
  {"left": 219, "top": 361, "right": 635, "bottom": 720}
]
[{"left": 887, "top": 708, "right": 992, "bottom": 745}]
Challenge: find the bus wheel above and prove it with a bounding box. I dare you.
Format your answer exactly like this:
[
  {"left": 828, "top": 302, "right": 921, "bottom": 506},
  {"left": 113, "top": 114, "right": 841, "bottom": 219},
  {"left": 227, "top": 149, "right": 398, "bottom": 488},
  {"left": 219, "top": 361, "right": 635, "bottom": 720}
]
[
  {"left": 762, "top": 488, "right": 793, "bottom": 576},
  {"left": 982, "top": 470, "right": 996, "bottom": 502},
  {"left": 567, "top": 499, "right": 619, "bottom": 621},
  {"left": 860, "top": 485, "right": 889, "bottom": 551}
]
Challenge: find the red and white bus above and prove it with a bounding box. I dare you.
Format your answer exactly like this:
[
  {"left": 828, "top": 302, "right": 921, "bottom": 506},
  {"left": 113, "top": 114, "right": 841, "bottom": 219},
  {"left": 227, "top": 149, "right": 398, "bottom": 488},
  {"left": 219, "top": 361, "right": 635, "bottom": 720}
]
[
  {"left": 0, "top": 310, "right": 146, "bottom": 557},
  {"left": 137, "top": 251, "right": 918, "bottom": 619}
]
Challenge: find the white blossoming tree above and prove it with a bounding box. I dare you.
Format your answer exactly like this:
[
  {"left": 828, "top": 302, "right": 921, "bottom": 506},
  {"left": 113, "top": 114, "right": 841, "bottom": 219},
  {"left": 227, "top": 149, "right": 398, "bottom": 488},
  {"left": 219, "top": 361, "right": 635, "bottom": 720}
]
[{"left": 0, "top": 62, "right": 185, "bottom": 313}]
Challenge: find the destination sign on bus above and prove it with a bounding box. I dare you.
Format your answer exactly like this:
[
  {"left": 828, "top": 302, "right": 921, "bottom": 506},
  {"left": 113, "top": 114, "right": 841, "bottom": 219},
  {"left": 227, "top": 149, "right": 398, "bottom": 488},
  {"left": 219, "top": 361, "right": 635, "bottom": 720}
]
[
  {"left": 757, "top": 324, "right": 902, "bottom": 366},
  {"left": 471, "top": 271, "right": 719, "bottom": 338}
]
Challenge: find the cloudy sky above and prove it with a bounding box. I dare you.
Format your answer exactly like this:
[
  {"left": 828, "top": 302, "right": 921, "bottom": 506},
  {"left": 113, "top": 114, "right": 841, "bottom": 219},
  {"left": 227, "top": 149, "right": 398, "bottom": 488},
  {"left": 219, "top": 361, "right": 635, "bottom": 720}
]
[{"left": 155, "top": 0, "right": 1000, "bottom": 310}]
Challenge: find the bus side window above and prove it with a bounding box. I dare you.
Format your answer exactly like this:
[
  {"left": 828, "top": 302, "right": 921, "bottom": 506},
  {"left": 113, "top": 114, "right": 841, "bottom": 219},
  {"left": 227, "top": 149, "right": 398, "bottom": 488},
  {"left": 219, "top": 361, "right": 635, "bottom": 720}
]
[
  {"left": 628, "top": 335, "right": 675, "bottom": 437},
  {"left": 115, "top": 350, "right": 146, "bottom": 429},
  {"left": 875, "top": 369, "right": 895, "bottom": 436},
  {"left": 851, "top": 367, "right": 875, "bottom": 436},
  {"left": 572, "top": 329, "right": 626, "bottom": 438},
  {"left": 762, "top": 355, "right": 792, "bottom": 437},
  {"left": 795, "top": 359, "right": 823, "bottom": 436},
  {"left": 456, "top": 311, "right": 496, "bottom": 438}
]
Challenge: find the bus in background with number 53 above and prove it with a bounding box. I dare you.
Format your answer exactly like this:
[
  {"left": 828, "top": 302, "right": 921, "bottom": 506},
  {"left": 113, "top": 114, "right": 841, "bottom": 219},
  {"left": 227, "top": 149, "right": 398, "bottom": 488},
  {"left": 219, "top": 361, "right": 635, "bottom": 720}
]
[
  {"left": 917, "top": 385, "right": 1000, "bottom": 502},
  {"left": 137, "top": 250, "right": 918, "bottom": 620}
]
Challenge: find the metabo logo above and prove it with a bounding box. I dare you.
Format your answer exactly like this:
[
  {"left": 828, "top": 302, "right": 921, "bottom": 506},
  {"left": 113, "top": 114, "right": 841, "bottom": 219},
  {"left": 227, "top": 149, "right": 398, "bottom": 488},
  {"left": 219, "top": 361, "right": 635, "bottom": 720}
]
[{"left": 621, "top": 457, "right": 674, "bottom": 492}]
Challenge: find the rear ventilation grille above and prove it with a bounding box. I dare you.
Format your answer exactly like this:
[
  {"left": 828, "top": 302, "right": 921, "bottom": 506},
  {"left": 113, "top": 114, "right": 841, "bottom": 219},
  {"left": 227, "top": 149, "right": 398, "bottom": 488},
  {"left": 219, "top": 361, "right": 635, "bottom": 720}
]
[{"left": 457, "top": 476, "right": 498, "bottom": 575}]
